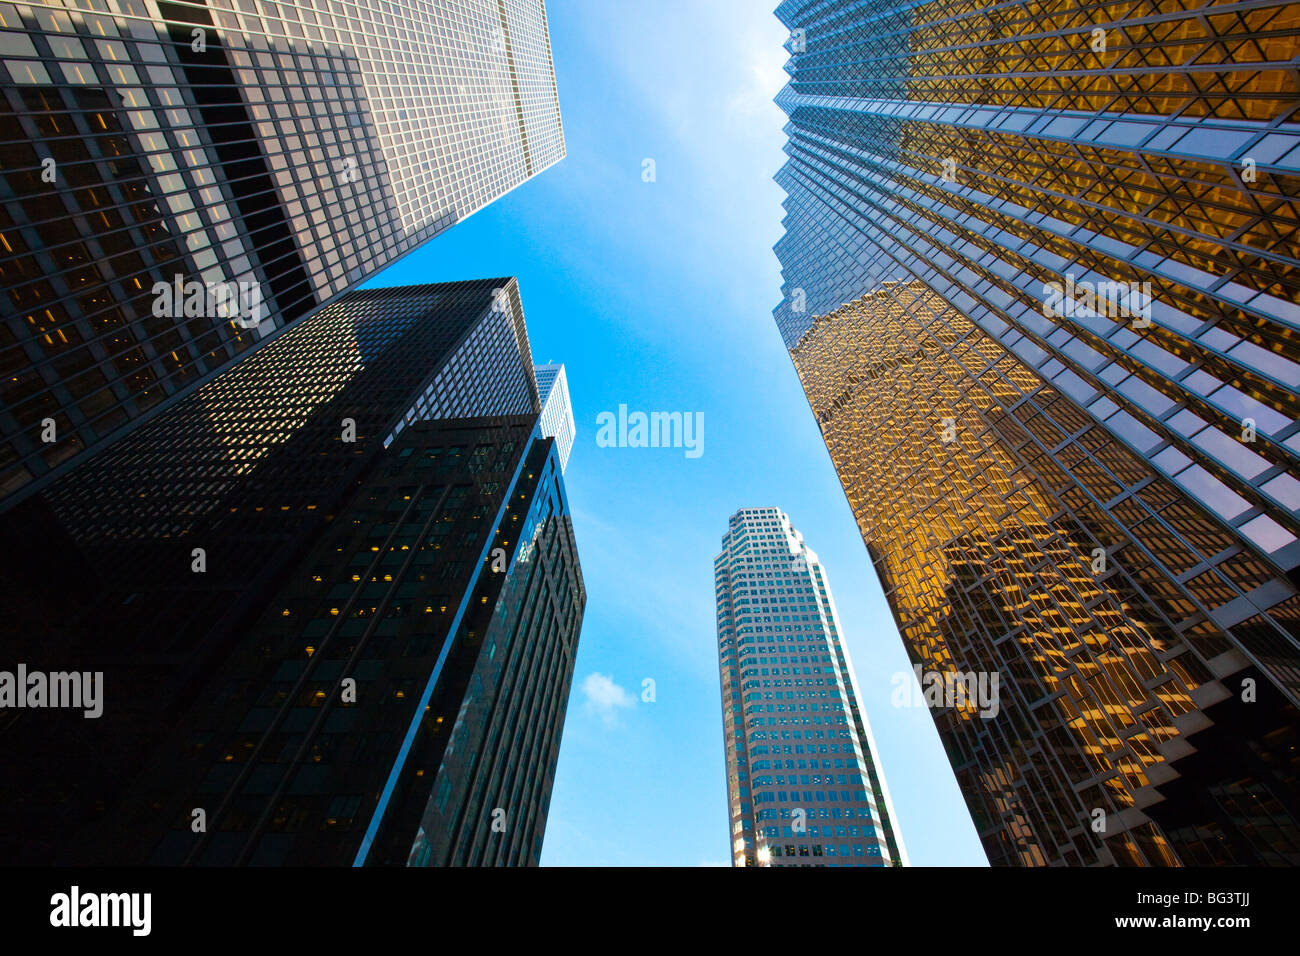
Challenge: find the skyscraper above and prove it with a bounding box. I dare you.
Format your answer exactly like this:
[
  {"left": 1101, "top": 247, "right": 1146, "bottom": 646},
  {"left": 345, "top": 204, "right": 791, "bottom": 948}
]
[
  {"left": 714, "top": 507, "right": 906, "bottom": 867},
  {"left": 0, "top": 0, "right": 565, "bottom": 504},
  {"left": 0, "top": 278, "right": 585, "bottom": 865},
  {"left": 534, "top": 362, "right": 574, "bottom": 473},
  {"left": 772, "top": 2, "right": 1300, "bottom": 865}
]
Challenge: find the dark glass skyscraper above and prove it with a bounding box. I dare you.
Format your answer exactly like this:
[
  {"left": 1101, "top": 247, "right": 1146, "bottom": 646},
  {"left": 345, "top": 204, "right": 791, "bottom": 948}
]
[
  {"left": 773, "top": 1, "right": 1300, "bottom": 865},
  {"left": 0, "top": 0, "right": 564, "bottom": 504},
  {"left": 0, "top": 278, "right": 585, "bottom": 865}
]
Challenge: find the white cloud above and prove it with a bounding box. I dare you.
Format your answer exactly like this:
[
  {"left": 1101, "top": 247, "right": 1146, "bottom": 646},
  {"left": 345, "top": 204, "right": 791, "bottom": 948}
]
[
  {"left": 581, "top": 671, "right": 635, "bottom": 726},
  {"left": 573, "top": 1, "right": 788, "bottom": 173}
]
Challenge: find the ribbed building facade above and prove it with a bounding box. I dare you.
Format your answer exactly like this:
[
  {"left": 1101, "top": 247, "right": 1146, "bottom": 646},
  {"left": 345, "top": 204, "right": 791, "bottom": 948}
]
[
  {"left": 715, "top": 507, "right": 905, "bottom": 867},
  {"left": 773, "top": 1, "right": 1300, "bottom": 865},
  {"left": 0, "top": 0, "right": 564, "bottom": 504},
  {"left": 0, "top": 278, "right": 585, "bottom": 865}
]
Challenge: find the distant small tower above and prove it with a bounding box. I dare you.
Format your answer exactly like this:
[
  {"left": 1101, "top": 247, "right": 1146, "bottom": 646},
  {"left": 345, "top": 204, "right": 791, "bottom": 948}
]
[
  {"left": 714, "top": 507, "right": 906, "bottom": 867},
  {"left": 534, "top": 364, "right": 575, "bottom": 473}
]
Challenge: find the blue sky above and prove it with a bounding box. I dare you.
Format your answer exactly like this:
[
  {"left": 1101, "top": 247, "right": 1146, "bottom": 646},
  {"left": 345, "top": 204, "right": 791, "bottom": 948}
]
[{"left": 370, "top": 0, "right": 987, "bottom": 867}]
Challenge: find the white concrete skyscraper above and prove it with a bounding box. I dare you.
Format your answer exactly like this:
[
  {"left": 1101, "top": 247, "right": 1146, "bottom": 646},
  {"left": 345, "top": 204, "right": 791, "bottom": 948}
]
[
  {"left": 714, "top": 507, "right": 906, "bottom": 867},
  {"left": 534, "top": 363, "right": 574, "bottom": 473}
]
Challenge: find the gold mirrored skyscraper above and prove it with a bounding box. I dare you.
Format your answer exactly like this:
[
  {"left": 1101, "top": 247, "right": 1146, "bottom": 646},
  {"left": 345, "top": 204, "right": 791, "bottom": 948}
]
[{"left": 774, "top": 0, "right": 1300, "bottom": 865}]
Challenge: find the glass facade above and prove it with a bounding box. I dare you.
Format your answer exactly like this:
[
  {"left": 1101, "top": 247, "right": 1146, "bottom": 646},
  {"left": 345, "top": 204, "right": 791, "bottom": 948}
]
[
  {"left": 715, "top": 507, "right": 905, "bottom": 867},
  {"left": 405, "top": 435, "right": 583, "bottom": 866},
  {"left": 773, "top": 0, "right": 1300, "bottom": 865},
  {"left": 0, "top": 0, "right": 564, "bottom": 503},
  {"left": 0, "top": 278, "right": 585, "bottom": 865}
]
